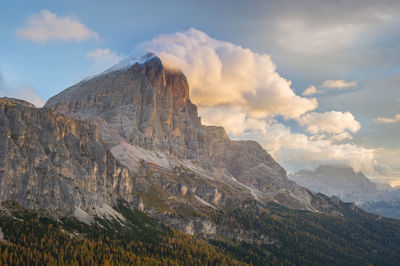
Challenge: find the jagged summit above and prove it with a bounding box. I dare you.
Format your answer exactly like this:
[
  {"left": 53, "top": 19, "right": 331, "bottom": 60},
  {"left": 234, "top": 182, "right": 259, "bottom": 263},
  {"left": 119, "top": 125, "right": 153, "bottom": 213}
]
[
  {"left": 103, "top": 52, "right": 157, "bottom": 75},
  {"left": 46, "top": 54, "right": 201, "bottom": 161}
]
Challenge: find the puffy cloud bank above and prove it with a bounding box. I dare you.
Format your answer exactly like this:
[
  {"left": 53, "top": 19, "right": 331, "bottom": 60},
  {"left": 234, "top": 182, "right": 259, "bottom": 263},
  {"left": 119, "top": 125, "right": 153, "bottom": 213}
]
[
  {"left": 143, "top": 28, "right": 317, "bottom": 119},
  {"left": 259, "top": 122, "right": 376, "bottom": 174},
  {"left": 299, "top": 111, "right": 361, "bottom": 135},
  {"left": 141, "top": 28, "right": 377, "bottom": 175},
  {"left": 15, "top": 10, "right": 99, "bottom": 43}
]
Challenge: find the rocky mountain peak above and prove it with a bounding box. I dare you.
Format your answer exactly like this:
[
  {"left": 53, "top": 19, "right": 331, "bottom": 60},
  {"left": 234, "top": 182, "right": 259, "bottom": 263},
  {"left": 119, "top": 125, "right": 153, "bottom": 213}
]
[
  {"left": 45, "top": 54, "right": 335, "bottom": 212},
  {"left": 137, "top": 55, "right": 190, "bottom": 106},
  {"left": 46, "top": 54, "right": 203, "bottom": 161},
  {"left": 135, "top": 55, "right": 191, "bottom": 113},
  {"left": 289, "top": 164, "right": 378, "bottom": 204}
]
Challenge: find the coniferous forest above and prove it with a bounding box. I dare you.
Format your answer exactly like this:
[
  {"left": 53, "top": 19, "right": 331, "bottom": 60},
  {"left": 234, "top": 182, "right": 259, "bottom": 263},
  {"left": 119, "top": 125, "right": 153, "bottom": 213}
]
[{"left": 1, "top": 200, "right": 400, "bottom": 265}]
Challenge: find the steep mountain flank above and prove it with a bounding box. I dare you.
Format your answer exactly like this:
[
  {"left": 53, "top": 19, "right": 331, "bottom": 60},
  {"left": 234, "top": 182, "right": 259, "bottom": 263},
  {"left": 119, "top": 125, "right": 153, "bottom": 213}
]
[
  {"left": 46, "top": 55, "right": 206, "bottom": 164},
  {"left": 0, "top": 97, "right": 133, "bottom": 214},
  {"left": 45, "top": 54, "right": 322, "bottom": 212}
]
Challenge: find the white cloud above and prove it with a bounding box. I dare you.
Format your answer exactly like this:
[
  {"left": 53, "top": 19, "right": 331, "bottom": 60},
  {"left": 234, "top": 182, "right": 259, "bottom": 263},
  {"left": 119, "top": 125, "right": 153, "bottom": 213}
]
[
  {"left": 10, "top": 85, "right": 45, "bottom": 107},
  {"left": 15, "top": 10, "right": 99, "bottom": 43},
  {"left": 321, "top": 79, "right": 357, "bottom": 89},
  {"left": 302, "top": 81, "right": 357, "bottom": 96},
  {"left": 302, "top": 85, "right": 322, "bottom": 96},
  {"left": 199, "top": 106, "right": 267, "bottom": 136},
  {"left": 0, "top": 72, "right": 44, "bottom": 107},
  {"left": 142, "top": 28, "right": 317, "bottom": 119},
  {"left": 258, "top": 122, "right": 376, "bottom": 174},
  {"left": 86, "top": 48, "right": 122, "bottom": 73},
  {"left": 299, "top": 111, "right": 361, "bottom": 135},
  {"left": 373, "top": 114, "right": 400, "bottom": 124},
  {"left": 86, "top": 48, "right": 120, "bottom": 64},
  {"left": 370, "top": 163, "right": 400, "bottom": 187}
]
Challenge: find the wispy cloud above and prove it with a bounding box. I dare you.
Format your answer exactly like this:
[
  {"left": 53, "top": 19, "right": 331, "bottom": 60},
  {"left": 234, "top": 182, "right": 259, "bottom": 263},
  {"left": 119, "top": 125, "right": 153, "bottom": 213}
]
[
  {"left": 322, "top": 79, "right": 357, "bottom": 89},
  {"left": 302, "top": 80, "right": 356, "bottom": 96},
  {"left": 0, "top": 71, "right": 44, "bottom": 107},
  {"left": 374, "top": 114, "right": 400, "bottom": 124},
  {"left": 302, "top": 85, "right": 322, "bottom": 96},
  {"left": 15, "top": 10, "right": 99, "bottom": 43},
  {"left": 86, "top": 48, "right": 122, "bottom": 74}
]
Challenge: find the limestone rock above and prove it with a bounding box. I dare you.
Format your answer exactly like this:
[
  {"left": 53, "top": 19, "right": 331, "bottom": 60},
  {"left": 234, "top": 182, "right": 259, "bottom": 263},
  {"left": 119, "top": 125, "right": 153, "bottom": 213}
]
[
  {"left": 44, "top": 55, "right": 338, "bottom": 212},
  {"left": 46, "top": 55, "right": 206, "bottom": 165},
  {"left": 0, "top": 97, "right": 133, "bottom": 213}
]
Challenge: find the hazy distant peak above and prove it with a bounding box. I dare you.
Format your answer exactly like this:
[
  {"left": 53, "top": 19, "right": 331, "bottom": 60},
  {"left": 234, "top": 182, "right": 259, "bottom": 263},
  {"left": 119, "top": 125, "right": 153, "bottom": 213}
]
[{"left": 289, "top": 164, "right": 378, "bottom": 204}]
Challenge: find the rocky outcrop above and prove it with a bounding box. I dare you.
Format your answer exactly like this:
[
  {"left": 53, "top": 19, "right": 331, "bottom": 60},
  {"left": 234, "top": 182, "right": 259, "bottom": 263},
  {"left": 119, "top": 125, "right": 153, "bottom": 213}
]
[
  {"left": 0, "top": 97, "right": 133, "bottom": 213},
  {"left": 203, "top": 126, "right": 288, "bottom": 193},
  {"left": 46, "top": 55, "right": 207, "bottom": 165}
]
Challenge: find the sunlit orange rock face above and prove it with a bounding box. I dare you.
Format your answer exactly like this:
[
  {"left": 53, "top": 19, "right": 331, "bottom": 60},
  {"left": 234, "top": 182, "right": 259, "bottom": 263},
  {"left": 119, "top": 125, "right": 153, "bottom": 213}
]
[
  {"left": 0, "top": 97, "right": 133, "bottom": 212},
  {"left": 46, "top": 56, "right": 206, "bottom": 164}
]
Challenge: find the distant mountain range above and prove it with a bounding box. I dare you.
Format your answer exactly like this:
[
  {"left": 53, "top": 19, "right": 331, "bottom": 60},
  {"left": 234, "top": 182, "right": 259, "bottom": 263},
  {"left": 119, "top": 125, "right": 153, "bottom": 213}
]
[
  {"left": 0, "top": 55, "right": 400, "bottom": 264},
  {"left": 289, "top": 164, "right": 400, "bottom": 219}
]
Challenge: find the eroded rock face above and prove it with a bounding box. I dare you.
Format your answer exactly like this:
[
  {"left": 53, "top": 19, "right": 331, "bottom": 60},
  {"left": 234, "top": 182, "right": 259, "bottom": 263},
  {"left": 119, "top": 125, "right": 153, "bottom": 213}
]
[
  {"left": 203, "top": 126, "right": 288, "bottom": 193},
  {"left": 44, "top": 55, "right": 336, "bottom": 213},
  {"left": 46, "top": 56, "right": 207, "bottom": 165},
  {"left": 45, "top": 56, "right": 292, "bottom": 194},
  {"left": 0, "top": 98, "right": 133, "bottom": 213}
]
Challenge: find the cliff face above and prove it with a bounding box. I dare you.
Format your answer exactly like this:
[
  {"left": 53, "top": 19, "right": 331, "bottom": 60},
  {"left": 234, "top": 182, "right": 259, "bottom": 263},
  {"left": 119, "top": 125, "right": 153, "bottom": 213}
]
[
  {"left": 45, "top": 55, "right": 297, "bottom": 199},
  {"left": 202, "top": 126, "right": 289, "bottom": 193},
  {"left": 0, "top": 98, "right": 133, "bottom": 213},
  {"left": 46, "top": 56, "right": 206, "bottom": 165}
]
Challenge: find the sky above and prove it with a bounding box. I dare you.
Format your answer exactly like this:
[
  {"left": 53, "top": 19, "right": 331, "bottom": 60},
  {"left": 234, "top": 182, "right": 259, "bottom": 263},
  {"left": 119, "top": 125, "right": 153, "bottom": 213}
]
[{"left": 1, "top": 0, "right": 399, "bottom": 186}]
